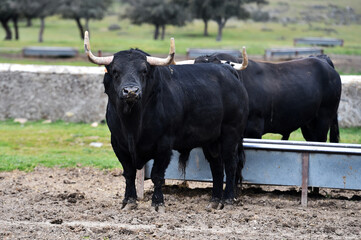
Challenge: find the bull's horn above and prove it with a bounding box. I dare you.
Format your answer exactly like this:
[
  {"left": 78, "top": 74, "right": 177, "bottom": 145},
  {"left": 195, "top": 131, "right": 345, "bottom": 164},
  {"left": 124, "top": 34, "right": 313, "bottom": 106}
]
[
  {"left": 221, "top": 47, "right": 248, "bottom": 70},
  {"left": 146, "top": 38, "right": 175, "bottom": 66},
  {"left": 84, "top": 31, "right": 114, "bottom": 65},
  {"left": 175, "top": 60, "right": 195, "bottom": 65}
]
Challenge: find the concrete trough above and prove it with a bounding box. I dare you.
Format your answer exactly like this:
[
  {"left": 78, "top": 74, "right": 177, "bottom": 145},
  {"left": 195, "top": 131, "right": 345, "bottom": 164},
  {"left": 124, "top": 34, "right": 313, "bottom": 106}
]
[
  {"left": 187, "top": 48, "right": 241, "bottom": 59},
  {"left": 265, "top": 47, "right": 324, "bottom": 60},
  {"left": 294, "top": 37, "right": 344, "bottom": 47},
  {"left": 143, "top": 139, "right": 361, "bottom": 206},
  {"left": 23, "top": 46, "right": 78, "bottom": 58}
]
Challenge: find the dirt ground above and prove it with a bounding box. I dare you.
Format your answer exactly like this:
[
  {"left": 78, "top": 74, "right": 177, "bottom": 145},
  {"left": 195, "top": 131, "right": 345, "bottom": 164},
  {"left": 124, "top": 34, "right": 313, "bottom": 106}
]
[{"left": 0, "top": 167, "right": 360, "bottom": 239}]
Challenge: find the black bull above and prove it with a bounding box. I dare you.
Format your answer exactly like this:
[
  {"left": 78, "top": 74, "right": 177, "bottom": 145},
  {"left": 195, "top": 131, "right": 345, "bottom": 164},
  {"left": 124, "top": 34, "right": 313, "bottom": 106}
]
[
  {"left": 102, "top": 51, "right": 248, "bottom": 210},
  {"left": 195, "top": 54, "right": 342, "bottom": 142}
]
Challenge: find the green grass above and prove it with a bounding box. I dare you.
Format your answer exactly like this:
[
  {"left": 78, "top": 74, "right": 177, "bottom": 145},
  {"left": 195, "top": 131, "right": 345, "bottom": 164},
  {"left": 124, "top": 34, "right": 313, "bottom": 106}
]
[
  {"left": 263, "top": 128, "right": 361, "bottom": 143},
  {"left": 0, "top": 4, "right": 361, "bottom": 66},
  {"left": 0, "top": 120, "right": 118, "bottom": 171},
  {"left": 0, "top": 120, "right": 360, "bottom": 172}
]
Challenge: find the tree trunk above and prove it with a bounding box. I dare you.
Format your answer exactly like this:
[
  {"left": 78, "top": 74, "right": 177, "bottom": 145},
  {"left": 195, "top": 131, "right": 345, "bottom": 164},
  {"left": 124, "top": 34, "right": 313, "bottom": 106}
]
[
  {"left": 203, "top": 19, "right": 209, "bottom": 36},
  {"left": 26, "top": 17, "right": 32, "bottom": 27},
  {"left": 216, "top": 19, "right": 226, "bottom": 42},
  {"left": 161, "top": 25, "right": 165, "bottom": 40},
  {"left": 38, "top": 17, "right": 45, "bottom": 43},
  {"left": 13, "top": 17, "right": 19, "bottom": 40},
  {"left": 1, "top": 19, "right": 12, "bottom": 40},
  {"left": 75, "top": 17, "right": 84, "bottom": 39},
  {"left": 154, "top": 24, "right": 159, "bottom": 40}
]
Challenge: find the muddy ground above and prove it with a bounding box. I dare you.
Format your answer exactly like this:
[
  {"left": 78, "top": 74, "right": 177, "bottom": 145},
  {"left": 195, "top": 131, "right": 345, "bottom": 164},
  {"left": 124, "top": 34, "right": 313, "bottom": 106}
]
[{"left": 0, "top": 167, "right": 360, "bottom": 239}]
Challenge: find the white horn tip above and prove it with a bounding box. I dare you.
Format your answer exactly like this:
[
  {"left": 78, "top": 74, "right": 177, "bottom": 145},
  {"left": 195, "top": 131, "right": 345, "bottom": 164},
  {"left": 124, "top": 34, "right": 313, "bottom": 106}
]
[
  {"left": 84, "top": 31, "right": 90, "bottom": 53},
  {"left": 169, "top": 37, "right": 175, "bottom": 55}
]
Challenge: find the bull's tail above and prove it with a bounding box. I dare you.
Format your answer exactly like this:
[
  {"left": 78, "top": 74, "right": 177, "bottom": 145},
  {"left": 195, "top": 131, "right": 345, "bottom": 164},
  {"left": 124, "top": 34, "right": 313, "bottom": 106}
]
[
  {"left": 178, "top": 150, "right": 190, "bottom": 177},
  {"left": 316, "top": 54, "right": 335, "bottom": 69},
  {"left": 330, "top": 113, "right": 340, "bottom": 143}
]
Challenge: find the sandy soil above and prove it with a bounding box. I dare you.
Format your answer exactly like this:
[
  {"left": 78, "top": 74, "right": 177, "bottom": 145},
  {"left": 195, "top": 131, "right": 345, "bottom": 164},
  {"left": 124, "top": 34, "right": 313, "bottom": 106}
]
[{"left": 0, "top": 167, "right": 360, "bottom": 239}]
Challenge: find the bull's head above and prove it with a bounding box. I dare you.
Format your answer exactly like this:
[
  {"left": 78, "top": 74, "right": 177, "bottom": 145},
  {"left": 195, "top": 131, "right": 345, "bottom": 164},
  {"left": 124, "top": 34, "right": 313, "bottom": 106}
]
[{"left": 84, "top": 31, "right": 175, "bottom": 112}]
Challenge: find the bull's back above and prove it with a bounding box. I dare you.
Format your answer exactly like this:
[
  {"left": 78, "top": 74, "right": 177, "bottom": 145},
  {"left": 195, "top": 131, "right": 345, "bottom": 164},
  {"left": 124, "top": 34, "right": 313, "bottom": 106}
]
[
  {"left": 169, "top": 64, "right": 248, "bottom": 148},
  {"left": 243, "top": 58, "right": 340, "bottom": 134}
]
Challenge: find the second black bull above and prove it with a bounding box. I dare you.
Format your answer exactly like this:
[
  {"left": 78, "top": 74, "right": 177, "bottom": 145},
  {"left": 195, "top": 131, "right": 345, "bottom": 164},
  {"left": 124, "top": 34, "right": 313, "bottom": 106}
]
[{"left": 189, "top": 52, "right": 342, "bottom": 142}]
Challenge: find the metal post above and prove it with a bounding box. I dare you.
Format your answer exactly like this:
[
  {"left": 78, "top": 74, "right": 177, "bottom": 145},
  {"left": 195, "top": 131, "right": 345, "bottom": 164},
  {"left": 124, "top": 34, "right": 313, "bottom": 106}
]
[
  {"left": 301, "top": 152, "right": 309, "bottom": 207},
  {"left": 136, "top": 168, "right": 145, "bottom": 200}
]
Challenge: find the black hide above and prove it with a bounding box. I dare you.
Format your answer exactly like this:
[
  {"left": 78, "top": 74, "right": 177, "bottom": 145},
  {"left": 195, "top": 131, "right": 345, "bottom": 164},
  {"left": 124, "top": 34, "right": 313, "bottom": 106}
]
[
  {"left": 195, "top": 54, "right": 342, "bottom": 142},
  {"left": 104, "top": 50, "right": 248, "bottom": 208}
]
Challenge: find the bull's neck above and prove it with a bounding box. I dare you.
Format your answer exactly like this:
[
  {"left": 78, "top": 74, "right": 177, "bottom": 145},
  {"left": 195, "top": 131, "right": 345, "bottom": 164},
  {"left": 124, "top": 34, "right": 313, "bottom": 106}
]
[{"left": 121, "top": 102, "right": 143, "bottom": 141}]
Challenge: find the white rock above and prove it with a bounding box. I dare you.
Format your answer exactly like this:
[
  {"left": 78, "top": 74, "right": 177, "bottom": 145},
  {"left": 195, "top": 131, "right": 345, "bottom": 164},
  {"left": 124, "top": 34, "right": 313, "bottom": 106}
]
[
  {"left": 90, "top": 142, "right": 103, "bottom": 148},
  {"left": 14, "top": 118, "right": 27, "bottom": 124}
]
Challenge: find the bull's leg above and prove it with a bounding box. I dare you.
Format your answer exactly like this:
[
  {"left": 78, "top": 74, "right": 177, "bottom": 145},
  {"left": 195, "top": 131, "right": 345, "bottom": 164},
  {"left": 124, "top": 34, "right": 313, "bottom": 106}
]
[
  {"left": 235, "top": 140, "right": 246, "bottom": 196},
  {"left": 220, "top": 128, "right": 240, "bottom": 205},
  {"left": 281, "top": 133, "right": 290, "bottom": 140},
  {"left": 244, "top": 117, "right": 264, "bottom": 139},
  {"left": 151, "top": 151, "right": 171, "bottom": 212},
  {"left": 111, "top": 136, "right": 137, "bottom": 209},
  {"left": 301, "top": 117, "right": 330, "bottom": 142},
  {"left": 203, "top": 146, "right": 223, "bottom": 209},
  {"left": 122, "top": 166, "right": 137, "bottom": 209}
]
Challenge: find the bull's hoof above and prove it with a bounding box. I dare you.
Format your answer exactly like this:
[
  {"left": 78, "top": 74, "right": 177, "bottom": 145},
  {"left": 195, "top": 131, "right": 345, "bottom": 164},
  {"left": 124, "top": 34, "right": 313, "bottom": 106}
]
[
  {"left": 152, "top": 203, "right": 165, "bottom": 213},
  {"left": 122, "top": 198, "right": 137, "bottom": 210},
  {"left": 155, "top": 204, "right": 165, "bottom": 213},
  {"left": 207, "top": 201, "right": 220, "bottom": 209},
  {"left": 223, "top": 198, "right": 236, "bottom": 205},
  {"left": 206, "top": 198, "right": 221, "bottom": 210}
]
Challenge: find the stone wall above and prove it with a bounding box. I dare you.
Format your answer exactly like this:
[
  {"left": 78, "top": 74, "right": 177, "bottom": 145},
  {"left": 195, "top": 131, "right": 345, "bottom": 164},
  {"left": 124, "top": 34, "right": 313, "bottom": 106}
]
[
  {"left": 0, "top": 64, "right": 106, "bottom": 123},
  {"left": 338, "top": 76, "right": 361, "bottom": 127},
  {"left": 0, "top": 64, "right": 360, "bottom": 127}
]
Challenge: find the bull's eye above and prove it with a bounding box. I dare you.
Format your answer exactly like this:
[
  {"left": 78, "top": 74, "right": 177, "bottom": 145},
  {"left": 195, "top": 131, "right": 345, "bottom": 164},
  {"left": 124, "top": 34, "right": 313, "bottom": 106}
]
[
  {"left": 141, "top": 68, "right": 147, "bottom": 76},
  {"left": 112, "top": 70, "right": 119, "bottom": 78}
]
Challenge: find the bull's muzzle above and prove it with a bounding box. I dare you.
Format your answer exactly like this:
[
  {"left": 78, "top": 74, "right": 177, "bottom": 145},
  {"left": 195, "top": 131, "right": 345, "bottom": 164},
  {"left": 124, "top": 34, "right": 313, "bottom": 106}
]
[{"left": 122, "top": 86, "right": 141, "bottom": 102}]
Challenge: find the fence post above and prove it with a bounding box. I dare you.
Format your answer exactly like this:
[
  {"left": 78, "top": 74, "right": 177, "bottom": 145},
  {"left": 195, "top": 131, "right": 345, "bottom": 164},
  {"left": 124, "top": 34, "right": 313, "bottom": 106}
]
[
  {"left": 136, "top": 168, "right": 145, "bottom": 200},
  {"left": 301, "top": 152, "right": 309, "bottom": 207}
]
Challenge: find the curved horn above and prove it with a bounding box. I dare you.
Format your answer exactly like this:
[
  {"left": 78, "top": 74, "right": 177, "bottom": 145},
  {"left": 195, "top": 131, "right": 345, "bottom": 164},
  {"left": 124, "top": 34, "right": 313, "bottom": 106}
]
[
  {"left": 146, "top": 38, "right": 175, "bottom": 66},
  {"left": 84, "top": 31, "right": 114, "bottom": 65},
  {"left": 221, "top": 47, "right": 248, "bottom": 70}
]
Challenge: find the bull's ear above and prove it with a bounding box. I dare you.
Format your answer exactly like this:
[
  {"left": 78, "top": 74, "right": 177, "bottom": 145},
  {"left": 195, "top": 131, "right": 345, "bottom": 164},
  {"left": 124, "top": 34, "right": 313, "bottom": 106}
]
[{"left": 105, "top": 65, "right": 110, "bottom": 74}]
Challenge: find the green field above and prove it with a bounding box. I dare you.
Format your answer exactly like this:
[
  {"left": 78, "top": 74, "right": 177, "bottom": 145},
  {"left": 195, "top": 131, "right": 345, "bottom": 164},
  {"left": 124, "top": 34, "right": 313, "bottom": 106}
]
[
  {"left": 0, "top": 120, "right": 360, "bottom": 172},
  {"left": 0, "top": 0, "right": 361, "bottom": 63}
]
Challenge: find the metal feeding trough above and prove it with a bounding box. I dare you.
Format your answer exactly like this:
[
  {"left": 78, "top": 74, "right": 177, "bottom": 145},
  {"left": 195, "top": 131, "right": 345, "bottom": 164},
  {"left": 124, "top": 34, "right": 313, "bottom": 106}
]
[
  {"left": 140, "top": 139, "right": 361, "bottom": 206},
  {"left": 23, "top": 46, "right": 78, "bottom": 58}
]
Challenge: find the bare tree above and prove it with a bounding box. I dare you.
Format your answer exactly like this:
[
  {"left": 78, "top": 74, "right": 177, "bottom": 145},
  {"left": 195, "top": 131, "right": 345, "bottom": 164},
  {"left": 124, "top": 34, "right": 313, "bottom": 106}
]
[
  {"left": 122, "top": 0, "right": 189, "bottom": 40},
  {"left": 59, "top": 0, "right": 113, "bottom": 39},
  {"left": 0, "top": 0, "right": 20, "bottom": 40},
  {"left": 189, "top": 0, "right": 213, "bottom": 36}
]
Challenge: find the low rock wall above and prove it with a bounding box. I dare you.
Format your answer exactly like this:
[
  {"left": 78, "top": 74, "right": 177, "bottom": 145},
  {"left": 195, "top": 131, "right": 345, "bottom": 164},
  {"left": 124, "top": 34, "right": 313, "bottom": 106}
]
[{"left": 0, "top": 64, "right": 360, "bottom": 127}]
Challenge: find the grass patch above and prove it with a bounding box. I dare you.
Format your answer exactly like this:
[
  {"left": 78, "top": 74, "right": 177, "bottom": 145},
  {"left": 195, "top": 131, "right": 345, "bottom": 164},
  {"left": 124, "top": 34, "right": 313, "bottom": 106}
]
[
  {"left": 0, "top": 7, "right": 361, "bottom": 66},
  {"left": 0, "top": 120, "right": 360, "bottom": 172},
  {"left": 0, "top": 120, "right": 118, "bottom": 171},
  {"left": 263, "top": 127, "right": 361, "bottom": 143}
]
